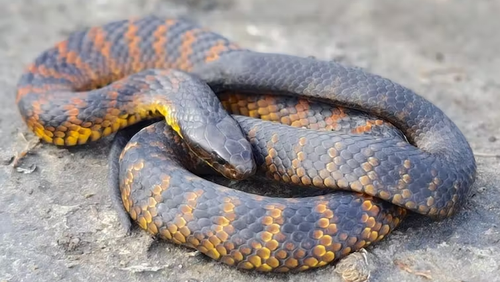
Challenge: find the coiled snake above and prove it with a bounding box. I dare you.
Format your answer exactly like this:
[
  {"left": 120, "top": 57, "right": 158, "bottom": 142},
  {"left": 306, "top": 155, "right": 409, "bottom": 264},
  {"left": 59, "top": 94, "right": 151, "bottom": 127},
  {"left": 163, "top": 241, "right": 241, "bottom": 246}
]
[{"left": 16, "top": 16, "right": 476, "bottom": 272}]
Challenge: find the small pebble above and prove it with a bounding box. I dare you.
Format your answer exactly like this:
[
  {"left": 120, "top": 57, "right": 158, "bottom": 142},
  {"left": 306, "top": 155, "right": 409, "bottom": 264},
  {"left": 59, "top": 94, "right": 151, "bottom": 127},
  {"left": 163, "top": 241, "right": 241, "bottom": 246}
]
[
  {"left": 334, "top": 250, "right": 370, "bottom": 282},
  {"left": 435, "top": 52, "right": 445, "bottom": 62}
]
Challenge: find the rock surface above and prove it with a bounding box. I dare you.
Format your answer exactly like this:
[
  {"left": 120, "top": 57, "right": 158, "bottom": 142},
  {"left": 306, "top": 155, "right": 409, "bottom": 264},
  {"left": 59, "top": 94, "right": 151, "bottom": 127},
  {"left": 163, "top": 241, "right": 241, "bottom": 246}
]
[{"left": 1, "top": 1, "right": 499, "bottom": 281}]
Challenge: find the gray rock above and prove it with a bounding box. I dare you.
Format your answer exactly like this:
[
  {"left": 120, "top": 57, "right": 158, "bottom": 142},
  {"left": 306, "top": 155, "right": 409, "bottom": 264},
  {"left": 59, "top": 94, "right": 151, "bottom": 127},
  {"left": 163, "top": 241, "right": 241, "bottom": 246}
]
[{"left": 1, "top": 1, "right": 498, "bottom": 281}]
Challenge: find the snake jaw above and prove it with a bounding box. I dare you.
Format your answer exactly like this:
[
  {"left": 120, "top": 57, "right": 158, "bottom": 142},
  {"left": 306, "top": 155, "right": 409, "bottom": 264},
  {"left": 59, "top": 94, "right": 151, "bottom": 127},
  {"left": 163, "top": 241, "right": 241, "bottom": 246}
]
[{"left": 182, "top": 115, "right": 256, "bottom": 180}]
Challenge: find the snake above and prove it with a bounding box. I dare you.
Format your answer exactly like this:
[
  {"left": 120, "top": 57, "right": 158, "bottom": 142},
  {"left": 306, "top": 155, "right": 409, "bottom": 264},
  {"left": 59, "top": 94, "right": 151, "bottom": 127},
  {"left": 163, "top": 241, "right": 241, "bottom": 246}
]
[{"left": 15, "top": 16, "right": 476, "bottom": 272}]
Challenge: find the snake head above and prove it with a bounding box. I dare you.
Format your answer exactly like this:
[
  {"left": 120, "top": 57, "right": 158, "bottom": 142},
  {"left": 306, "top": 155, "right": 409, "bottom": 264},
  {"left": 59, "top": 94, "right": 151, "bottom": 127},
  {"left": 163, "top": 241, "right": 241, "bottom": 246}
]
[{"left": 181, "top": 115, "right": 256, "bottom": 180}]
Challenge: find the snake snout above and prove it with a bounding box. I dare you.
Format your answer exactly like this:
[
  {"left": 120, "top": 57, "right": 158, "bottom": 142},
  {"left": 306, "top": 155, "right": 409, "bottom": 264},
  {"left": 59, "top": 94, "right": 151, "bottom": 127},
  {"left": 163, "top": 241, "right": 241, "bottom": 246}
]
[{"left": 184, "top": 115, "right": 256, "bottom": 180}]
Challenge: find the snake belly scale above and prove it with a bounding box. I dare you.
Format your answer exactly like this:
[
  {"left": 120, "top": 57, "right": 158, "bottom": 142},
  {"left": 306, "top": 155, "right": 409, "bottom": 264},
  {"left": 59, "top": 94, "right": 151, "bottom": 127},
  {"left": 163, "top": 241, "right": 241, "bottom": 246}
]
[{"left": 16, "top": 16, "right": 476, "bottom": 272}]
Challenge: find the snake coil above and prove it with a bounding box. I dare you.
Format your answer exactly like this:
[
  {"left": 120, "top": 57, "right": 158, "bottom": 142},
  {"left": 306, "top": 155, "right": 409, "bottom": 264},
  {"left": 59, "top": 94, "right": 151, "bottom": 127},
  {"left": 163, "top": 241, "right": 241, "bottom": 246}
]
[{"left": 16, "top": 16, "right": 476, "bottom": 272}]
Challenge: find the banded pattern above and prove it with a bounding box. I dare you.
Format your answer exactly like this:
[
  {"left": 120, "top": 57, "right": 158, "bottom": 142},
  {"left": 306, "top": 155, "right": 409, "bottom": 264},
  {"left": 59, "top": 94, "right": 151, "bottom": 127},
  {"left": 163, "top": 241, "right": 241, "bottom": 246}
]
[
  {"left": 16, "top": 16, "right": 244, "bottom": 146},
  {"left": 16, "top": 16, "right": 476, "bottom": 272},
  {"left": 117, "top": 121, "right": 406, "bottom": 272}
]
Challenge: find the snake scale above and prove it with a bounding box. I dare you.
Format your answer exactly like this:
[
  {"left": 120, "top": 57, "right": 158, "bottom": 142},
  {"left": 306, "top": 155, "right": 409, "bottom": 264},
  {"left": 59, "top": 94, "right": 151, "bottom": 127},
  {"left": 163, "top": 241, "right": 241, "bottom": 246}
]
[{"left": 16, "top": 16, "right": 476, "bottom": 272}]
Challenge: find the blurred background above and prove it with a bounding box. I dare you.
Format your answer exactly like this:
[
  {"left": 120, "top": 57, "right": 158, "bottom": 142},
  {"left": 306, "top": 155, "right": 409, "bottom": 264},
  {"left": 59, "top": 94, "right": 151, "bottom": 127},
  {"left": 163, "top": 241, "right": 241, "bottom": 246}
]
[{"left": 0, "top": 1, "right": 499, "bottom": 281}]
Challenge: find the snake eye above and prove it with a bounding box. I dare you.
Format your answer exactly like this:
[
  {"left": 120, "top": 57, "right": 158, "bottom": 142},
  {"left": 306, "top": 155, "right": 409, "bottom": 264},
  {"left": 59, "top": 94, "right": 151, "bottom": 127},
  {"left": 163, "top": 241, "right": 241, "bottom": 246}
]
[{"left": 214, "top": 154, "right": 227, "bottom": 165}]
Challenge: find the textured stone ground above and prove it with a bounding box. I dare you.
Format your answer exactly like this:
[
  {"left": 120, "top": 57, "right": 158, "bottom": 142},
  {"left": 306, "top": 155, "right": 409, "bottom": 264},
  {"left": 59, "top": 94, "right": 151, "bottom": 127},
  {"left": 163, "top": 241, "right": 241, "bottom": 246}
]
[{"left": 1, "top": 1, "right": 499, "bottom": 281}]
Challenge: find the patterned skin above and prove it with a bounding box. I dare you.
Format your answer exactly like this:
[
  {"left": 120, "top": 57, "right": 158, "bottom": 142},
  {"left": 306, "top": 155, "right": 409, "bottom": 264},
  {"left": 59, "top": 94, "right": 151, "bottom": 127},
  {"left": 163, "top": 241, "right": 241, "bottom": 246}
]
[
  {"left": 111, "top": 121, "right": 406, "bottom": 272},
  {"left": 16, "top": 16, "right": 476, "bottom": 272}
]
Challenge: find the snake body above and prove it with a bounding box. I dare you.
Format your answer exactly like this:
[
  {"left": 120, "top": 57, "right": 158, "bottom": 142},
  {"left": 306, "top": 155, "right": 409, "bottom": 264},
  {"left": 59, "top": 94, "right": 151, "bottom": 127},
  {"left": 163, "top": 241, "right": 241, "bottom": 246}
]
[{"left": 16, "top": 16, "right": 476, "bottom": 272}]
